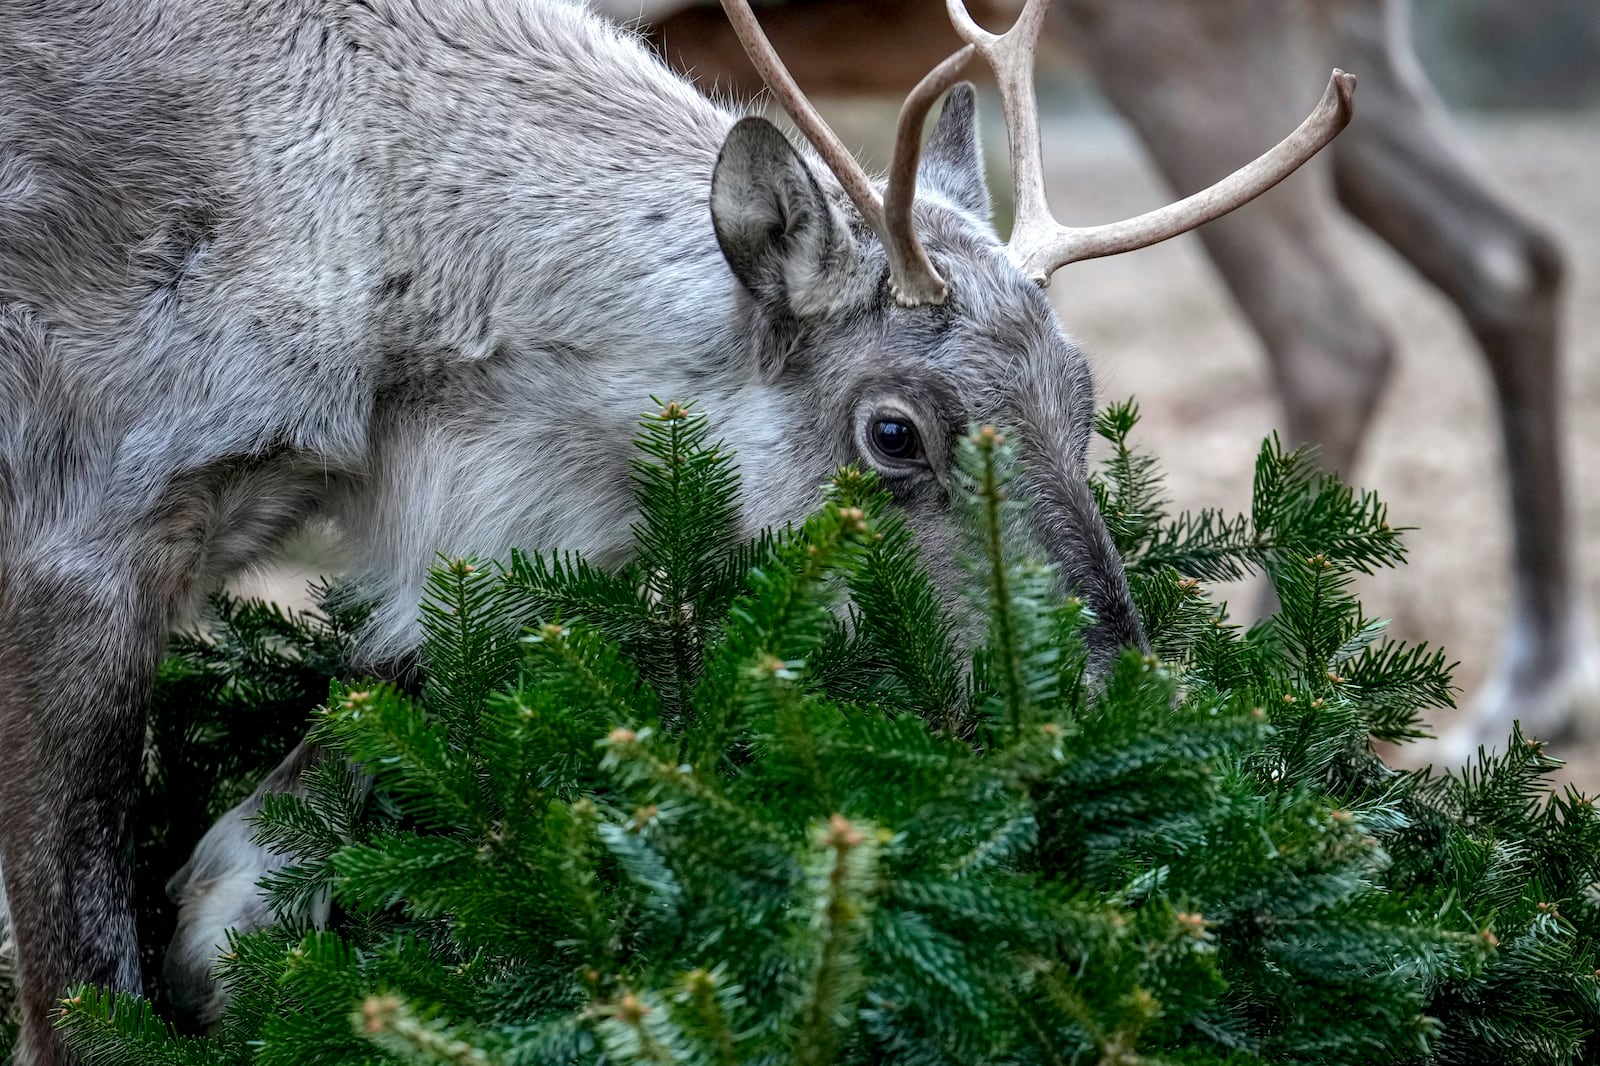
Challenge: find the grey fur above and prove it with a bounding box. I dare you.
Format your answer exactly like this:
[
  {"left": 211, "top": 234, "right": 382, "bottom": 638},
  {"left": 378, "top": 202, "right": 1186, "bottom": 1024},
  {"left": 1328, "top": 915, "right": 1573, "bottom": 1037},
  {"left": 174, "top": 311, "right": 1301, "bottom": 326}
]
[{"left": 0, "top": 3, "right": 1139, "bottom": 1059}]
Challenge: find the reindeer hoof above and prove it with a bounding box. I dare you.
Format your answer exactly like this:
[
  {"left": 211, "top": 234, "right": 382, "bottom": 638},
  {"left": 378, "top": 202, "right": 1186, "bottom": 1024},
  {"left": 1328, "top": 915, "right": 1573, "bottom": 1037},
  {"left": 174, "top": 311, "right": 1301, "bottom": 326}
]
[{"left": 1427, "top": 607, "right": 1600, "bottom": 771}]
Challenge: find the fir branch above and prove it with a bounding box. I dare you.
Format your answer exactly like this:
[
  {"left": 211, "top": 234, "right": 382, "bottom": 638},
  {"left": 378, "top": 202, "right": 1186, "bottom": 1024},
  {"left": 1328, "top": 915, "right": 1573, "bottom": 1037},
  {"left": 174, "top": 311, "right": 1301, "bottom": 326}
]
[
  {"left": 685, "top": 495, "right": 868, "bottom": 770},
  {"left": 967, "top": 425, "right": 1031, "bottom": 738},
  {"left": 672, "top": 966, "right": 743, "bottom": 1066},
  {"left": 56, "top": 987, "right": 218, "bottom": 1066},
  {"left": 827, "top": 465, "right": 967, "bottom": 731},
  {"left": 420, "top": 557, "right": 521, "bottom": 751},
  {"left": 354, "top": 994, "right": 493, "bottom": 1066},
  {"left": 1091, "top": 400, "right": 1169, "bottom": 559},
  {"left": 592, "top": 988, "right": 680, "bottom": 1066},
  {"left": 629, "top": 400, "right": 743, "bottom": 721},
  {"left": 314, "top": 685, "right": 483, "bottom": 833},
  {"left": 789, "top": 815, "right": 880, "bottom": 1066}
]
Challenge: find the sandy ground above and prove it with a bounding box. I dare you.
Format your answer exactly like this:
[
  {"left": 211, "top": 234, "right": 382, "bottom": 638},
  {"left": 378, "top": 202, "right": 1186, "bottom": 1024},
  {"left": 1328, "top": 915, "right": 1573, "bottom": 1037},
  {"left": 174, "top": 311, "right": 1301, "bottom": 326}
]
[{"left": 238, "top": 104, "right": 1600, "bottom": 784}]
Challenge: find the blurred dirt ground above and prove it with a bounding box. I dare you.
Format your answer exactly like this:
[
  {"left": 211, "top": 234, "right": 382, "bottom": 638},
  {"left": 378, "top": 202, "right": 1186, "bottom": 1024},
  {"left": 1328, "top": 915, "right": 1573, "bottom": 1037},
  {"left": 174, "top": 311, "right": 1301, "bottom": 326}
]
[{"left": 238, "top": 103, "right": 1600, "bottom": 786}]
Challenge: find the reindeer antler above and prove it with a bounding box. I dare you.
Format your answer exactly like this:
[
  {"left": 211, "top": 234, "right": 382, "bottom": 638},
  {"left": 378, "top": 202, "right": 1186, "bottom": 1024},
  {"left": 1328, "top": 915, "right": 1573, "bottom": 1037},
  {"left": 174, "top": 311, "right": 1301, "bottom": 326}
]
[
  {"left": 719, "top": 0, "right": 972, "bottom": 307},
  {"left": 947, "top": 0, "right": 1357, "bottom": 284},
  {"left": 721, "top": 0, "right": 1356, "bottom": 300}
]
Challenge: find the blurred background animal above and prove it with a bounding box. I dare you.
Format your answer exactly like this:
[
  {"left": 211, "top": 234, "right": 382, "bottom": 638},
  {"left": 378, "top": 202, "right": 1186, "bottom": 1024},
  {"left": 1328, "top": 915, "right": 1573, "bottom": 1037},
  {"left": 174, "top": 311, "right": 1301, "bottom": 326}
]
[{"left": 593, "top": 0, "right": 1600, "bottom": 762}]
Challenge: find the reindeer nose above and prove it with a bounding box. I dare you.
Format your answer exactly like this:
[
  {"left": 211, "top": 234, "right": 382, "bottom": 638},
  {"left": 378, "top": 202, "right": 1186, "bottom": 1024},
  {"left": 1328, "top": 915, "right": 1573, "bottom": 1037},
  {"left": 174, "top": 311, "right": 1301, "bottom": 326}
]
[
  {"left": 1067, "top": 558, "right": 1147, "bottom": 673},
  {"left": 1086, "top": 575, "right": 1149, "bottom": 661},
  {"left": 1027, "top": 473, "right": 1147, "bottom": 671}
]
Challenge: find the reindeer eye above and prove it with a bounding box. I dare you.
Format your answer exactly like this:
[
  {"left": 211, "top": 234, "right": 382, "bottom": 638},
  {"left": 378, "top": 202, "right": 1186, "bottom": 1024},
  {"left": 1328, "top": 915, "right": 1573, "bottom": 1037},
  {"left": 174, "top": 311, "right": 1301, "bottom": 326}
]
[{"left": 869, "top": 418, "right": 922, "bottom": 462}]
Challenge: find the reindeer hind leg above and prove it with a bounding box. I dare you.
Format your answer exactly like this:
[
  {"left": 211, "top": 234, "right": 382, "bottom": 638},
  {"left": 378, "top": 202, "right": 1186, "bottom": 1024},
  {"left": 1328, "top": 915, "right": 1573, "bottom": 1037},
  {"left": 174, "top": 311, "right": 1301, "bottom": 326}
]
[
  {"left": 1055, "top": 0, "right": 1398, "bottom": 477},
  {"left": 1328, "top": 0, "right": 1600, "bottom": 760}
]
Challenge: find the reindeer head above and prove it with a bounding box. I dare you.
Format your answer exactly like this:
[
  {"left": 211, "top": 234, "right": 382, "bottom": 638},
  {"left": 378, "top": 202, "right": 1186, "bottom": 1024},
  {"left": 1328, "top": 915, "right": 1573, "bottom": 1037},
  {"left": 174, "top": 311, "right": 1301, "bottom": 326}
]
[{"left": 703, "top": 0, "right": 1355, "bottom": 666}]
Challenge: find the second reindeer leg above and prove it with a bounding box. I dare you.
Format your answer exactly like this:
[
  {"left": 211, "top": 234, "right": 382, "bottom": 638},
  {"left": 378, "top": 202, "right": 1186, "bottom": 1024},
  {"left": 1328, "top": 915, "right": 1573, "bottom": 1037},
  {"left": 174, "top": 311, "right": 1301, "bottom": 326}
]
[
  {"left": 1054, "top": 0, "right": 1396, "bottom": 476},
  {"left": 1329, "top": 0, "right": 1600, "bottom": 757}
]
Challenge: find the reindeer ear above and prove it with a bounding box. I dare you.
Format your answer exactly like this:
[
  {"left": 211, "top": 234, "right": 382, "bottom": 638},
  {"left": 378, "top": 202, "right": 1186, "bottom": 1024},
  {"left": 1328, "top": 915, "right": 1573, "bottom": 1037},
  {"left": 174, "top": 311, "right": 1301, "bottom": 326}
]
[
  {"left": 919, "top": 83, "right": 990, "bottom": 222},
  {"left": 711, "top": 117, "right": 859, "bottom": 321}
]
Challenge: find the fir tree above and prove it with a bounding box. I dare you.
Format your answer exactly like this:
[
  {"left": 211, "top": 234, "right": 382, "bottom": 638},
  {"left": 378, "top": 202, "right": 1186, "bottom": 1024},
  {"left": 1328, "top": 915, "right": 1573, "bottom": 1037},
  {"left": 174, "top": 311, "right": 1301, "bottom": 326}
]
[{"left": 37, "top": 400, "right": 1600, "bottom": 1065}]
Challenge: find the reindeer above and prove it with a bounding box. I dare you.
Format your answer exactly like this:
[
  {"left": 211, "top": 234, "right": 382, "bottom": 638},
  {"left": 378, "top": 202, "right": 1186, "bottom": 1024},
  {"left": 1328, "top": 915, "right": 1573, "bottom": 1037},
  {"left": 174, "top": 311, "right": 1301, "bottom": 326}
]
[
  {"left": 0, "top": 0, "right": 1350, "bottom": 1059},
  {"left": 603, "top": 0, "right": 1600, "bottom": 763}
]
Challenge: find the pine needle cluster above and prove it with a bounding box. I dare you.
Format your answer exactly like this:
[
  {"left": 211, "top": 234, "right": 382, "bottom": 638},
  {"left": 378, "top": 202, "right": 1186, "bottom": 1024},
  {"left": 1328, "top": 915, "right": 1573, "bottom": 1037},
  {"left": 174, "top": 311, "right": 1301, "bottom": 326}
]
[{"left": 37, "top": 400, "right": 1600, "bottom": 1065}]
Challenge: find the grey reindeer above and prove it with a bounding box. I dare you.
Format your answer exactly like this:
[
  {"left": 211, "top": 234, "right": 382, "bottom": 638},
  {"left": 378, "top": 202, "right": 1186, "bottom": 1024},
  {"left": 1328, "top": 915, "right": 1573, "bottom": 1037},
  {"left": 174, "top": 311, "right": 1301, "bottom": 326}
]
[{"left": 0, "top": 0, "right": 1350, "bottom": 1060}]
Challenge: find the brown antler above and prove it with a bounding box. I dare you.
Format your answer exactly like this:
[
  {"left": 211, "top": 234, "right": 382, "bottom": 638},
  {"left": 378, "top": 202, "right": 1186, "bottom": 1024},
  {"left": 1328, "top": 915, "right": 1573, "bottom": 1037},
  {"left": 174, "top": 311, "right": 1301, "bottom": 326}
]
[
  {"left": 718, "top": 0, "right": 973, "bottom": 307},
  {"left": 946, "top": 0, "right": 1357, "bottom": 285}
]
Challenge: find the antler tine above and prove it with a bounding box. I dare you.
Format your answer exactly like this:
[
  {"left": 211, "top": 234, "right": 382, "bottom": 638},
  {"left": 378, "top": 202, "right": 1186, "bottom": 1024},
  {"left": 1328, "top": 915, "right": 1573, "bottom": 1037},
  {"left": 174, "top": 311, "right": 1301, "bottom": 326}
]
[
  {"left": 883, "top": 45, "right": 977, "bottom": 306},
  {"left": 1018, "top": 70, "right": 1358, "bottom": 281},
  {"left": 718, "top": 0, "right": 961, "bottom": 308},
  {"left": 945, "top": 0, "right": 1056, "bottom": 264},
  {"left": 947, "top": 2, "right": 1357, "bottom": 286}
]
